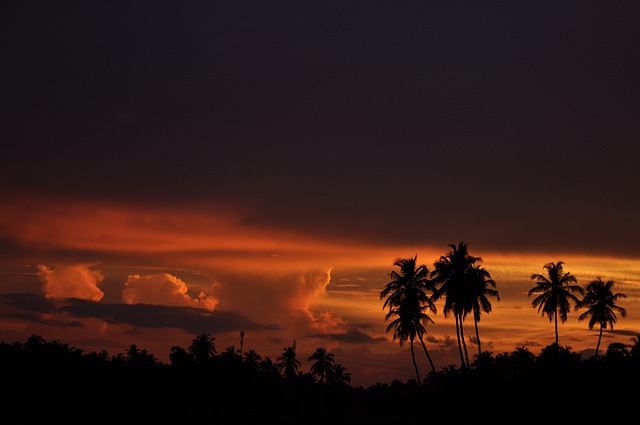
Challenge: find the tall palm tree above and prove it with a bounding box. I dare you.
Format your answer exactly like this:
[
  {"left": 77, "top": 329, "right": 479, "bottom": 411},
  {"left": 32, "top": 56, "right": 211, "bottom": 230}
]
[
  {"left": 276, "top": 342, "right": 301, "bottom": 380},
  {"left": 380, "top": 255, "right": 437, "bottom": 383},
  {"left": 430, "top": 241, "right": 482, "bottom": 368},
  {"left": 577, "top": 276, "right": 627, "bottom": 357},
  {"left": 528, "top": 261, "right": 584, "bottom": 346},
  {"left": 188, "top": 333, "right": 217, "bottom": 366},
  {"left": 468, "top": 264, "right": 499, "bottom": 357},
  {"left": 308, "top": 347, "right": 335, "bottom": 385}
]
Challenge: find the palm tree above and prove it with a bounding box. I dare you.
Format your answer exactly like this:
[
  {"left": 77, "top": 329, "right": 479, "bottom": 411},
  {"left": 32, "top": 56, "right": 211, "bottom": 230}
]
[
  {"left": 258, "top": 356, "right": 281, "bottom": 379},
  {"left": 528, "top": 261, "right": 584, "bottom": 346},
  {"left": 124, "top": 344, "right": 157, "bottom": 367},
  {"left": 276, "top": 342, "right": 301, "bottom": 380},
  {"left": 380, "top": 255, "right": 437, "bottom": 383},
  {"left": 628, "top": 335, "right": 640, "bottom": 358},
  {"left": 188, "top": 333, "right": 217, "bottom": 366},
  {"left": 308, "top": 347, "right": 335, "bottom": 385},
  {"left": 169, "top": 345, "right": 194, "bottom": 369},
  {"left": 23, "top": 334, "right": 46, "bottom": 352},
  {"left": 242, "top": 349, "right": 262, "bottom": 375},
  {"left": 243, "top": 349, "right": 262, "bottom": 365},
  {"left": 326, "top": 363, "right": 351, "bottom": 389},
  {"left": 430, "top": 241, "right": 483, "bottom": 368},
  {"left": 125, "top": 344, "right": 140, "bottom": 361},
  {"left": 577, "top": 276, "right": 627, "bottom": 357},
  {"left": 468, "top": 264, "right": 499, "bottom": 357}
]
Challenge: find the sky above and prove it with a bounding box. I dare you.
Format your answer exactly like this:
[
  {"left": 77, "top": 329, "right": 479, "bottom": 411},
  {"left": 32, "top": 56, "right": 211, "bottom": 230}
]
[{"left": 1, "top": 1, "right": 640, "bottom": 388}]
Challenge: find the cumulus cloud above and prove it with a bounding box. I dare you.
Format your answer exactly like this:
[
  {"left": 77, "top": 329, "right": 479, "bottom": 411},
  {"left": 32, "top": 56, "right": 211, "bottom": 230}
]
[
  {"left": 291, "top": 267, "right": 355, "bottom": 335},
  {"left": 37, "top": 264, "right": 104, "bottom": 301},
  {"left": 122, "top": 272, "right": 218, "bottom": 311},
  {"left": 295, "top": 267, "right": 334, "bottom": 311}
]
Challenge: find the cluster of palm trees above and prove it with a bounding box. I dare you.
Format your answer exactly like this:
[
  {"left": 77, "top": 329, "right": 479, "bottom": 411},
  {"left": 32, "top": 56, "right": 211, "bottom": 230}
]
[
  {"left": 169, "top": 333, "right": 352, "bottom": 389},
  {"left": 381, "top": 241, "right": 628, "bottom": 383},
  {"left": 529, "top": 261, "right": 627, "bottom": 356}
]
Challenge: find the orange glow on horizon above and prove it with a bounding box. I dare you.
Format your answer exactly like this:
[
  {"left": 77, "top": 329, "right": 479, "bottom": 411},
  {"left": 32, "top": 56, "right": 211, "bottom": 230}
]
[{"left": 1, "top": 195, "right": 639, "bottom": 388}]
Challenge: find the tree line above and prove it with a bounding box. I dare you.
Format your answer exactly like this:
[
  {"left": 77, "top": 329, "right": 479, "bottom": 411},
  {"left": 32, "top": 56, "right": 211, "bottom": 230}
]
[
  {"left": 1, "top": 240, "right": 638, "bottom": 419},
  {"left": 2, "top": 330, "right": 639, "bottom": 420}
]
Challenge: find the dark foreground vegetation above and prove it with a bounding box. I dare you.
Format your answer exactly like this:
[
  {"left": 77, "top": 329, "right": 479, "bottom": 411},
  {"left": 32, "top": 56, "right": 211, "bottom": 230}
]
[{"left": 2, "top": 334, "right": 639, "bottom": 422}]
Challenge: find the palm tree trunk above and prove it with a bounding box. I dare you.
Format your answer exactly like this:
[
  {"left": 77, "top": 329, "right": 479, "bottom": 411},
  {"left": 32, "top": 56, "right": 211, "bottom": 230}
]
[
  {"left": 474, "top": 318, "right": 482, "bottom": 357},
  {"left": 418, "top": 335, "right": 436, "bottom": 374},
  {"left": 459, "top": 315, "right": 470, "bottom": 368},
  {"left": 454, "top": 314, "right": 465, "bottom": 367},
  {"left": 554, "top": 312, "right": 559, "bottom": 346},
  {"left": 595, "top": 325, "right": 604, "bottom": 357},
  {"left": 410, "top": 341, "right": 421, "bottom": 384}
]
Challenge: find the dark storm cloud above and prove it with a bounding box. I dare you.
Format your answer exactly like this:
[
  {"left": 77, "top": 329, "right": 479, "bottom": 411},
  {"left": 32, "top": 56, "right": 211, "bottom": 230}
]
[
  {"left": 0, "top": 293, "right": 279, "bottom": 334},
  {"left": 2, "top": 1, "right": 639, "bottom": 256},
  {"left": 0, "top": 293, "right": 83, "bottom": 327},
  {"left": 1, "top": 293, "right": 56, "bottom": 312}
]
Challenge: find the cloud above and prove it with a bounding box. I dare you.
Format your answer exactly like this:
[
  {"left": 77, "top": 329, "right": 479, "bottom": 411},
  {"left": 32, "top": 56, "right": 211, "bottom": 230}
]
[
  {"left": 307, "top": 327, "right": 385, "bottom": 344},
  {"left": 122, "top": 273, "right": 218, "bottom": 311},
  {"left": 0, "top": 293, "right": 279, "bottom": 335},
  {"left": 62, "top": 300, "right": 279, "bottom": 334},
  {"left": 37, "top": 264, "right": 104, "bottom": 301},
  {"left": 294, "top": 268, "right": 333, "bottom": 316},
  {"left": 0, "top": 293, "right": 83, "bottom": 327}
]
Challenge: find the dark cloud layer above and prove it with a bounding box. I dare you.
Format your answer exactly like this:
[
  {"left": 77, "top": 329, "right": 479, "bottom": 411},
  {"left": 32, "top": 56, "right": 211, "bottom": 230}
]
[
  {"left": 2, "top": 2, "right": 639, "bottom": 256},
  {"left": 307, "top": 327, "right": 385, "bottom": 344},
  {"left": 0, "top": 293, "right": 279, "bottom": 335}
]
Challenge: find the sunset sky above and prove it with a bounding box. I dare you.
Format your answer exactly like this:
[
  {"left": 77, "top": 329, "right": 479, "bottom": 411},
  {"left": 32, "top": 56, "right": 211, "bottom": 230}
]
[{"left": 2, "top": 1, "right": 640, "bottom": 388}]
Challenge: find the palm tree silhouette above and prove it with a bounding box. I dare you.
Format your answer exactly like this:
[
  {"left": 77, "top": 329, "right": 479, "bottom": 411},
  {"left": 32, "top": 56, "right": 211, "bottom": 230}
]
[
  {"left": 326, "top": 363, "right": 351, "bottom": 389},
  {"left": 276, "top": 342, "right": 301, "bottom": 380},
  {"left": 468, "top": 263, "right": 499, "bottom": 357},
  {"left": 169, "top": 345, "right": 194, "bottom": 369},
  {"left": 258, "top": 356, "right": 280, "bottom": 379},
  {"left": 380, "top": 255, "right": 437, "bottom": 383},
  {"left": 308, "top": 347, "right": 335, "bottom": 385},
  {"left": 628, "top": 335, "right": 640, "bottom": 357},
  {"left": 528, "top": 261, "right": 584, "bottom": 346},
  {"left": 188, "top": 333, "right": 217, "bottom": 366},
  {"left": 125, "top": 344, "right": 140, "bottom": 361},
  {"left": 430, "top": 242, "right": 483, "bottom": 368},
  {"left": 243, "top": 348, "right": 262, "bottom": 365},
  {"left": 577, "top": 276, "right": 627, "bottom": 357}
]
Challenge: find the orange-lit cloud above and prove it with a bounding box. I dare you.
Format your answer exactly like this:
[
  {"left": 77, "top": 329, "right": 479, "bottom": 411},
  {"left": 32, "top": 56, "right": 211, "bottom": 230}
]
[
  {"left": 0, "top": 197, "right": 348, "bottom": 258},
  {"left": 0, "top": 196, "right": 441, "bottom": 274},
  {"left": 293, "top": 268, "right": 350, "bottom": 334},
  {"left": 122, "top": 273, "right": 218, "bottom": 311},
  {"left": 37, "top": 264, "right": 104, "bottom": 301}
]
